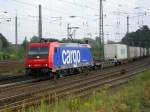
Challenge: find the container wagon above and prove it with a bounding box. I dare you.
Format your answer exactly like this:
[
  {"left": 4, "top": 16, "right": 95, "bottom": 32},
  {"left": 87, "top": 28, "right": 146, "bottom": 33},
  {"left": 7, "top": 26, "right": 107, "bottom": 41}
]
[
  {"left": 129, "top": 46, "right": 137, "bottom": 59},
  {"left": 104, "top": 44, "right": 128, "bottom": 64}
]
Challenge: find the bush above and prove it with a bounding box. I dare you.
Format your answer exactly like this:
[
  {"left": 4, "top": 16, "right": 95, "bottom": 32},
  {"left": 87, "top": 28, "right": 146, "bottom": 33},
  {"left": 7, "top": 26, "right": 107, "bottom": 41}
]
[{"left": 0, "top": 52, "right": 18, "bottom": 60}]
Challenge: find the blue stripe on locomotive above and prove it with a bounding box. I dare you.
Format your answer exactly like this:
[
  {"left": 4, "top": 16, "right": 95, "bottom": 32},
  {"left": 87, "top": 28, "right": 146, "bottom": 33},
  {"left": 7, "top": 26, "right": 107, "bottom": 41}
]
[{"left": 53, "top": 47, "right": 93, "bottom": 69}]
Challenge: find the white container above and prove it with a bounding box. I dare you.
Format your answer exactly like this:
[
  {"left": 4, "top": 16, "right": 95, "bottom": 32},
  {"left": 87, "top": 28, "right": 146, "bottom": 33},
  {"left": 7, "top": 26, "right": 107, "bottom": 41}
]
[
  {"left": 144, "top": 48, "right": 147, "bottom": 56},
  {"left": 129, "top": 46, "right": 136, "bottom": 58},
  {"left": 140, "top": 48, "right": 143, "bottom": 57},
  {"left": 136, "top": 47, "right": 141, "bottom": 57},
  {"left": 104, "top": 44, "right": 127, "bottom": 60},
  {"left": 140, "top": 48, "right": 145, "bottom": 57}
]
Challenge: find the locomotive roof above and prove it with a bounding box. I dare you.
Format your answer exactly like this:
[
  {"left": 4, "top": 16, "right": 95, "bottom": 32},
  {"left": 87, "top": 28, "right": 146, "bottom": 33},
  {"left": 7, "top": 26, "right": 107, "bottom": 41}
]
[
  {"left": 29, "top": 42, "right": 91, "bottom": 48},
  {"left": 59, "top": 43, "right": 91, "bottom": 48}
]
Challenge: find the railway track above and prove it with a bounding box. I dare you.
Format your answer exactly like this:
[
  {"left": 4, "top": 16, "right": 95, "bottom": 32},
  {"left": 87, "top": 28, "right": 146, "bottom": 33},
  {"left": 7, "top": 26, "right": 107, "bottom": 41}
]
[
  {"left": 0, "top": 58, "right": 149, "bottom": 111},
  {"left": 0, "top": 57, "right": 148, "bottom": 92},
  {"left": 0, "top": 60, "right": 21, "bottom": 64},
  {"left": 0, "top": 60, "right": 23, "bottom": 74},
  {"left": 0, "top": 57, "right": 145, "bottom": 85},
  {"left": 0, "top": 75, "right": 32, "bottom": 85}
]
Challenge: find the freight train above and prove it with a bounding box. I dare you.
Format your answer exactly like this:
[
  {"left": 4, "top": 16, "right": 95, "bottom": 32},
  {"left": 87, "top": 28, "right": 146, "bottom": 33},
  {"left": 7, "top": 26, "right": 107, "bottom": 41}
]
[{"left": 25, "top": 42, "right": 149, "bottom": 78}]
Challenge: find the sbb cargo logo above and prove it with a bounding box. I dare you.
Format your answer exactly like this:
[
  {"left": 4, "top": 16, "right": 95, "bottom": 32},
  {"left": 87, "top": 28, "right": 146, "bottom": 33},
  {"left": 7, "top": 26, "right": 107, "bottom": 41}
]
[{"left": 62, "top": 50, "right": 81, "bottom": 67}]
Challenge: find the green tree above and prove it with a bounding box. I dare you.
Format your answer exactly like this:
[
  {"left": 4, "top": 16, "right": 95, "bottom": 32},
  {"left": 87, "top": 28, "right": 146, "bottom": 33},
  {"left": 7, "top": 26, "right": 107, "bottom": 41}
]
[
  {"left": 0, "top": 39, "right": 2, "bottom": 51},
  {"left": 122, "top": 25, "right": 150, "bottom": 48},
  {"left": 17, "top": 37, "right": 28, "bottom": 59},
  {"left": 0, "top": 33, "right": 9, "bottom": 51},
  {"left": 30, "top": 36, "right": 40, "bottom": 43},
  {"left": 21, "top": 37, "right": 28, "bottom": 49}
]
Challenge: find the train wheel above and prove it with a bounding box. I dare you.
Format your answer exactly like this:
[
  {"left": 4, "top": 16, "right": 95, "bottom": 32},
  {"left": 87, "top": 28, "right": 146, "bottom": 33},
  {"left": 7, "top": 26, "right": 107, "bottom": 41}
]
[{"left": 25, "top": 69, "right": 32, "bottom": 76}]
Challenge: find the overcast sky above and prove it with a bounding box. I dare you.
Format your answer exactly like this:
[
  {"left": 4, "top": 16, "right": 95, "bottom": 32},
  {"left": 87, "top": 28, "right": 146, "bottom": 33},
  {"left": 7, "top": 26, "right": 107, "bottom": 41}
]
[{"left": 0, "top": 0, "right": 150, "bottom": 44}]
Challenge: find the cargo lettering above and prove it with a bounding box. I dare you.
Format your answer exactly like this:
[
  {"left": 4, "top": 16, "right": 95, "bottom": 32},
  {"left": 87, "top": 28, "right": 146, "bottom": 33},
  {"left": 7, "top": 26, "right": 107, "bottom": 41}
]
[{"left": 62, "top": 50, "right": 80, "bottom": 66}]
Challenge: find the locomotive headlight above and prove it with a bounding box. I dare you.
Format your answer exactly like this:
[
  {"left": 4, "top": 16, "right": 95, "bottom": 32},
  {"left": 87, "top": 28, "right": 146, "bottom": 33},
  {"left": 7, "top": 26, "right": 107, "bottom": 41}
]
[
  {"left": 45, "top": 64, "right": 48, "bottom": 67},
  {"left": 28, "top": 64, "right": 31, "bottom": 67}
]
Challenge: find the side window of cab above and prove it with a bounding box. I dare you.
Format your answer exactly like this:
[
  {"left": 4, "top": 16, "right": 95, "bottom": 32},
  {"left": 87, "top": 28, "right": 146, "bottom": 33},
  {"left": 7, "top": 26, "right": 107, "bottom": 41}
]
[{"left": 54, "top": 47, "right": 57, "bottom": 53}]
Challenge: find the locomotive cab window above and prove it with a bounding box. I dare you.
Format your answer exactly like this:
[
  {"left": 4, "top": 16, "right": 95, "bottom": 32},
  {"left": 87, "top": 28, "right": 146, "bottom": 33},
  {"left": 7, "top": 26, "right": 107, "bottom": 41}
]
[{"left": 28, "top": 46, "right": 49, "bottom": 58}]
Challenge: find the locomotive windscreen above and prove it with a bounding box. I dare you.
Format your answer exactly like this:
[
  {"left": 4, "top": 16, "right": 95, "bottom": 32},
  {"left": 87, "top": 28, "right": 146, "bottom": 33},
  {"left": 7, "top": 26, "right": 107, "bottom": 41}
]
[{"left": 28, "top": 46, "right": 49, "bottom": 58}]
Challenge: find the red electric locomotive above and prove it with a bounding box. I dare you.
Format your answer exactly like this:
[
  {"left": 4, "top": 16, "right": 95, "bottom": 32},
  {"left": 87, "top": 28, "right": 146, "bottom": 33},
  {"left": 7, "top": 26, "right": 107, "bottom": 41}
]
[{"left": 25, "top": 42, "right": 94, "bottom": 77}]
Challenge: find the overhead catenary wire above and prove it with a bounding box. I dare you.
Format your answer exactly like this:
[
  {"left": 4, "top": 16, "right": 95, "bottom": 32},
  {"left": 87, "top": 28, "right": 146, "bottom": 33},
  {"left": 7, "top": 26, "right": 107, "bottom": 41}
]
[
  {"left": 1, "top": 0, "right": 150, "bottom": 44},
  {"left": 57, "top": 0, "right": 99, "bottom": 11},
  {"left": 4, "top": 0, "right": 101, "bottom": 25},
  {"left": 10, "top": 0, "right": 100, "bottom": 16},
  {"left": 9, "top": 0, "right": 72, "bottom": 16}
]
